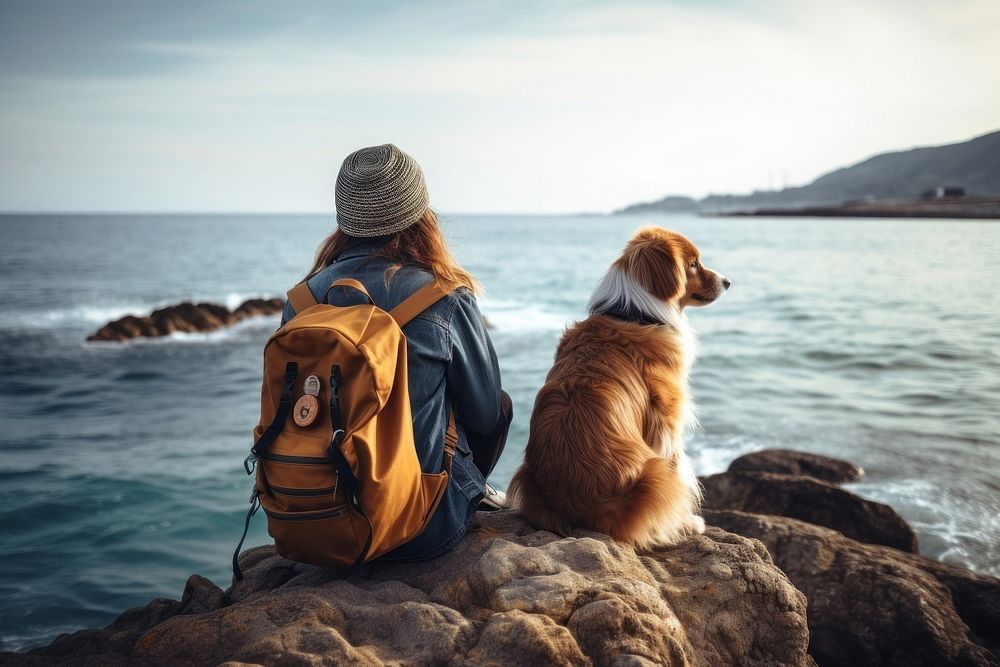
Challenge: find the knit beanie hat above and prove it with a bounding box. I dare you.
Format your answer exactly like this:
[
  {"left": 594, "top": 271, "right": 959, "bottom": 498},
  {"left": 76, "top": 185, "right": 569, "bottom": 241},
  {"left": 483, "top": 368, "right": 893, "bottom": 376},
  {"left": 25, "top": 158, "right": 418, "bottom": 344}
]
[{"left": 335, "top": 143, "right": 430, "bottom": 237}]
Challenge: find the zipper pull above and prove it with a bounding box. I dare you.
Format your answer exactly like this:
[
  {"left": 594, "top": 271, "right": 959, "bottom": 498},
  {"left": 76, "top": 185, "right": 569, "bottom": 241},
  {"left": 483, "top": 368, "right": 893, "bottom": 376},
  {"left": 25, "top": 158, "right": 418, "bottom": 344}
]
[{"left": 243, "top": 452, "right": 258, "bottom": 475}]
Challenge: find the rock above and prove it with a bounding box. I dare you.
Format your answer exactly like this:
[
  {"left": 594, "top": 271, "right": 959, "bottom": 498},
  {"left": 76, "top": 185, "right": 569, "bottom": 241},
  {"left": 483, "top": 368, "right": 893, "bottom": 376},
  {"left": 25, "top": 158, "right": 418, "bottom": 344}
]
[
  {"left": 706, "top": 509, "right": 999, "bottom": 667},
  {"left": 910, "top": 558, "right": 1000, "bottom": 660},
  {"left": 177, "top": 574, "right": 224, "bottom": 615},
  {"left": 233, "top": 297, "right": 285, "bottom": 319},
  {"left": 7, "top": 597, "right": 182, "bottom": 666},
  {"left": 6, "top": 511, "right": 812, "bottom": 666},
  {"left": 6, "top": 577, "right": 226, "bottom": 665},
  {"left": 87, "top": 297, "right": 283, "bottom": 341},
  {"left": 728, "top": 448, "right": 864, "bottom": 483},
  {"left": 700, "top": 470, "right": 919, "bottom": 552}
]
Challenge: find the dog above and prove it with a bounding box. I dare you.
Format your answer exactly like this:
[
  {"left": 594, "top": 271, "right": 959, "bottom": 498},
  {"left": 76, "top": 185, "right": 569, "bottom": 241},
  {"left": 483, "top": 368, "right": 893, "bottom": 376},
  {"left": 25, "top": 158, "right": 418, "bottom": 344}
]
[{"left": 508, "top": 226, "right": 730, "bottom": 549}]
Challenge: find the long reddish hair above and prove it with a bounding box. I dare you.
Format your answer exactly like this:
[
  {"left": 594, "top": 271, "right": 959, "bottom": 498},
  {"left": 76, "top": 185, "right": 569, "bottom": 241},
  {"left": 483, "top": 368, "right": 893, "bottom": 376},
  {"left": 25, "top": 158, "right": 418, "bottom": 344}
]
[{"left": 306, "top": 209, "right": 481, "bottom": 294}]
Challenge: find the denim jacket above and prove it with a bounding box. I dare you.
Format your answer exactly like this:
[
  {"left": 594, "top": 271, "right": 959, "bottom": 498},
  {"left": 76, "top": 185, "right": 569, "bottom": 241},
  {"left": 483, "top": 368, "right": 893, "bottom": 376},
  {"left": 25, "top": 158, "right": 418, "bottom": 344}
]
[{"left": 280, "top": 240, "right": 502, "bottom": 561}]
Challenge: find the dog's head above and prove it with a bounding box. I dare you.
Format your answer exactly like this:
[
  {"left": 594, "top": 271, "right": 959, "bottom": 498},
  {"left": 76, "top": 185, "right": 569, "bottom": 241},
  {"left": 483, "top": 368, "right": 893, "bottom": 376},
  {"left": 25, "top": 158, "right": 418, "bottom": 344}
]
[
  {"left": 588, "top": 227, "right": 729, "bottom": 325},
  {"left": 617, "top": 227, "right": 730, "bottom": 309}
]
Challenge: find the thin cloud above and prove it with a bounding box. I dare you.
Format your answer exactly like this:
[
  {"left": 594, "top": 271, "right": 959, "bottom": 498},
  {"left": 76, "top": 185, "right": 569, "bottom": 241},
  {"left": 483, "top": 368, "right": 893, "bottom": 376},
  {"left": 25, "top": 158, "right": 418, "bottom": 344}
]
[{"left": 1, "top": 0, "right": 997, "bottom": 212}]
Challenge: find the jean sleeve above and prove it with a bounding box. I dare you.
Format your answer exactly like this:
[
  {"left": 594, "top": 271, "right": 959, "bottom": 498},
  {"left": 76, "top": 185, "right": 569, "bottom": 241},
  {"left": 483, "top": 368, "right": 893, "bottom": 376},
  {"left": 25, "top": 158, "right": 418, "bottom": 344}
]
[
  {"left": 279, "top": 299, "right": 295, "bottom": 327},
  {"left": 447, "top": 291, "right": 503, "bottom": 435}
]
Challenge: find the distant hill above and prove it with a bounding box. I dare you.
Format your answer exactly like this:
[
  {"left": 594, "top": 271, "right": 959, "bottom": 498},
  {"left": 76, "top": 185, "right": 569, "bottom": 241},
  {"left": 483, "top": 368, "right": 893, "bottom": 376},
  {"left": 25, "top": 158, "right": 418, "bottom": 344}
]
[
  {"left": 618, "top": 129, "right": 1000, "bottom": 214},
  {"left": 617, "top": 195, "right": 698, "bottom": 214}
]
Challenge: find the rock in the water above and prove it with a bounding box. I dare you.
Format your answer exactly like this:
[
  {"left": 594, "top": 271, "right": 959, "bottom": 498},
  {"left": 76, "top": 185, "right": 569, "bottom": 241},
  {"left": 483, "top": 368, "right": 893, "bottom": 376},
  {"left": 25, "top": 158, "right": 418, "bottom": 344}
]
[
  {"left": 7, "top": 511, "right": 812, "bottom": 666},
  {"left": 6, "top": 576, "right": 227, "bottom": 666},
  {"left": 706, "top": 509, "right": 1000, "bottom": 667},
  {"left": 728, "top": 448, "right": 864, "bottom": 483},
  {"left": 8, "top": 598, "right": 182, "bottom": 666},
  {"left": 233, "top": 297, "right": 286, "bottom": 319},
  {"left": 87, "top": 297, "right": 283, "bottom": 341},
  {"left": 700, "top": 470, "right": 919, "bottom": 552}
]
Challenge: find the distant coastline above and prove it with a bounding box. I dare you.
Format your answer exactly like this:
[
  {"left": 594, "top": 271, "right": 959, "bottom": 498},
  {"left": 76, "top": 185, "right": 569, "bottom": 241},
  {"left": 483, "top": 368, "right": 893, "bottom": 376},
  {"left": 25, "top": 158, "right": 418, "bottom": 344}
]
[
  {"left": 616, "top": 129, "right": 1000, "bottom": 218},
  {"left": 714, "top": 196, "right": 1000, "bottom": 220}
]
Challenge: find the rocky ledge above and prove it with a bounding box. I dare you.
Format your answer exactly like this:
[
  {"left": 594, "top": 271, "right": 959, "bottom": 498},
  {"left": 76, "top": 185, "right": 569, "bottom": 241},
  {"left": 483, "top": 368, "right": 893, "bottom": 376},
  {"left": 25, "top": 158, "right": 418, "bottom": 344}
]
[
  {"left": 7, "top": 511, "right": 811, "bottom": 666},
  {"left": 6, "top": 450, "right": 999, "bottom": 666},
  {"left": 86, "top": 297, "right": 284, "bottom": 342}
]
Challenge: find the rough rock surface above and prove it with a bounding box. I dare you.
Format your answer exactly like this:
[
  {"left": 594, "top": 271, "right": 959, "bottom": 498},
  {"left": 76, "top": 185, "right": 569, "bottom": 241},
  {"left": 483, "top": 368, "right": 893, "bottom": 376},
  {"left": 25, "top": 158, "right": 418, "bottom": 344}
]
[
  {"left": 700, "top": 470, "right": 919, "bottom": 552},
  {"left": 86, "top": 297, "right": 283, "bottom": 341},
  {"left": 706, "top": 509, "right": 999, "bottom": 667},
  {"left": 727, "top": 449, "right": 864, "bottom": 483},
  {"left": 7, "top": 511, "right": 812, "bottom": 666}
]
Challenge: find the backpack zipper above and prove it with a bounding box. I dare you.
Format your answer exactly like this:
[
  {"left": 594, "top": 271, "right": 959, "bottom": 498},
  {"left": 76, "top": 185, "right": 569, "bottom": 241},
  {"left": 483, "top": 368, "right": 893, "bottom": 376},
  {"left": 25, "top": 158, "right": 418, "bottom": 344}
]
[
  {"left": 262, "top": 505, "right": 347, "bottom": 521},
  {"left": 269, "top": 484, "right": 338, "bottom": 497},
  {"left": 261, "top": 452, "right": 330, "bottom": 465}
]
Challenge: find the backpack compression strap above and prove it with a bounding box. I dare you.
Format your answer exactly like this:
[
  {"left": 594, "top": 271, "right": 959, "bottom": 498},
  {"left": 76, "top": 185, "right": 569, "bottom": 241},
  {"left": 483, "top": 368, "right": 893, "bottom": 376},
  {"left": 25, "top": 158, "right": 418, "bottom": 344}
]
[
  {"left": 286, "top": 282, "right": 318, "bottom": 316},
  {"left": 389, "top": 281, "right": 450, "bottom": 327}
]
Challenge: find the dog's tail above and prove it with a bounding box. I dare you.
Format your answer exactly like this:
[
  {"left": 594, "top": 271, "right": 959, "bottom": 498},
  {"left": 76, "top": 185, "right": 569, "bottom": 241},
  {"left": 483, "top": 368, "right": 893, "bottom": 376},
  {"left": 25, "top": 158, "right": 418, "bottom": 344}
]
[
  {"left": 508, "top": 464, "right": 574, "bottom": 537},
  {"left": 590, "top": 454, "right": 701, "bottom": 550}
]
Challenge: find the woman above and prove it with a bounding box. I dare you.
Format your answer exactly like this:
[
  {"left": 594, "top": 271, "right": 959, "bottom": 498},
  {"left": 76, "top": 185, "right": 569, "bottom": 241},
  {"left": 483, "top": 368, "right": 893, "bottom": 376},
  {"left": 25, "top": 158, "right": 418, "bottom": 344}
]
[{"left": 280, "top": 143, "right": 511, "bottom": 561}]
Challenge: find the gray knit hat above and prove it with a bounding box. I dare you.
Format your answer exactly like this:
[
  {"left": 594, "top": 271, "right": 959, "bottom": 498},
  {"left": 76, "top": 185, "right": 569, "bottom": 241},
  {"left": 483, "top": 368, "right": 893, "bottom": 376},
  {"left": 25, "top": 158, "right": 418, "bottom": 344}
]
[{"left": 335, "top": 143, "right": 430, "bottom": 237}]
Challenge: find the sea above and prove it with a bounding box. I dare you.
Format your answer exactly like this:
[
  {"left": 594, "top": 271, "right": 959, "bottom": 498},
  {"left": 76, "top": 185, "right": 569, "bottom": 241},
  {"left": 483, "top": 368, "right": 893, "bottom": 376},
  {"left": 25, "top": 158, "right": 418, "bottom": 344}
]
[{"left": 1, "top": 213, "right": 998, "bottom": 651}]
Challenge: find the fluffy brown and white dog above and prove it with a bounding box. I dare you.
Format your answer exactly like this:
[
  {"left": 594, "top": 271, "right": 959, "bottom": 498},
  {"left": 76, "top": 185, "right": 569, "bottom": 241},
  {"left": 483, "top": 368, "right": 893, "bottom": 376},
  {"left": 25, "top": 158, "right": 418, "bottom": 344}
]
[{"left": 508, "top": 226, "right": 730, "bottom": 549}]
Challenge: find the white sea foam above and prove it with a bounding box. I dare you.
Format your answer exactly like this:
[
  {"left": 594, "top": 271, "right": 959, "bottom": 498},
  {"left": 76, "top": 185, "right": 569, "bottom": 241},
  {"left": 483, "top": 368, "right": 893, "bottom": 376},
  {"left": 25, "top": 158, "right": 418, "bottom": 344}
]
[
  {"left": 163, "top": 316, "right": 279, "bottom": 343},
  {"left": 86, "top": 315, "right": 280, "bottom": 347},
  {"left": 38, "top": 303, "right": 152, "bottom": 324},
  {"left": 7, "top": 294, "right": 278, "bottom": 330},
  {"left": 846, "top": 477, "right": 1000, "bottom": 576},
  {"left": 687, "top": 435, "right": 765, "bottom": 476},
  {"left": 479, "top": 297, "right": 574, "bottom": 333},
  {"left": 225, "top": 292, "right": 274, "bottom": 310}
]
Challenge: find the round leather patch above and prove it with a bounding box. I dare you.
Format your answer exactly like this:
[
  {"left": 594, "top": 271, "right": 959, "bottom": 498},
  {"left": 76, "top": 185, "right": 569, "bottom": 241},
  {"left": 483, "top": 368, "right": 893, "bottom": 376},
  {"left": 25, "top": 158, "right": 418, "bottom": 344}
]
[{"left": 293, "top": 394, "right": 320, "bottom": 427}]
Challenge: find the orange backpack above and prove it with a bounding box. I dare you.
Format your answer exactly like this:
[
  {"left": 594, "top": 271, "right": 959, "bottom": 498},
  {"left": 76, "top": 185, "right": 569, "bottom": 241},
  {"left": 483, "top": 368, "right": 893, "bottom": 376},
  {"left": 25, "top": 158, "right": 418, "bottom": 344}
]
[{"left": 232, "top": 278, "right": 457, "bottom": 580}]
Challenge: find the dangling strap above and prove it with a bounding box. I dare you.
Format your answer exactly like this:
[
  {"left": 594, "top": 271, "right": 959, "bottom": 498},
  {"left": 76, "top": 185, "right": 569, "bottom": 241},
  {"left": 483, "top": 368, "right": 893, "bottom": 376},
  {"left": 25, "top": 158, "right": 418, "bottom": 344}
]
[
  {"left": 412, "top": 407, "right": 459, "bottom": 535},
  {"left": 232, "top": 489, "right": 260, "bottom": 582},
  {"left": 443, "top": 409, "right": 458, "bottom": 475},
  {"left": 234, "top": 361, "right": 297, "bottom": 580},
  {"left": 389, "top": 281, "right": 450, "bottom": 327},
  {"left": 286, "top": 282, "right": 318, "bottom": 316},
  {"left": 325, "top": 364, "right": 373, "bottom": 569}
]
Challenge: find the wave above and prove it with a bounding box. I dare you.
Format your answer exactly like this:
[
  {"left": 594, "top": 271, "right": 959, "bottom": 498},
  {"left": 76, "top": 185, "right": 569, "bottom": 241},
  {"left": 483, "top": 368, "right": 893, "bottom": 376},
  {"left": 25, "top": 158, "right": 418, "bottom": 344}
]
[
  {"left": 847, "top": 477, "right": 1000, "bottom": 577},
  {"left": 158, "top": 317, "right": 279, "bottom": 343},
  {"left": 688, "top": 435, "right": 768, "bottom": 476},
  {"left": 37, "top": 303, "right": 154, "bottom": 325},
  {"left": 479, "top": 296, "right": 575, "bottom": 333},
  {"left": 3, "top": 293, "right": 280, "bottom": 330},
  {"left": 81, "top": 314, "right": 279, "bottom": 347}
]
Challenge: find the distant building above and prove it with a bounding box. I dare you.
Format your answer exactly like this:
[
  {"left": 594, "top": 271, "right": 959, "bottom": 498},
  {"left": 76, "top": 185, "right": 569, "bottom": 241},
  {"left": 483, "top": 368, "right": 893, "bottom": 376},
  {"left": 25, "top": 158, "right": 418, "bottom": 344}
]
[{"left": 924, "top": 185, "right": 966, "bottom": 199}]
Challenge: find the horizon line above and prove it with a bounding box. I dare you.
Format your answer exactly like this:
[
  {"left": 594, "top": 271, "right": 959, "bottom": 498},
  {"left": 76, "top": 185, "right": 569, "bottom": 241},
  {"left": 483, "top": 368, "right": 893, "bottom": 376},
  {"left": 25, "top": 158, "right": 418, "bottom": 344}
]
[{"left": 0, "top": 210, "right": 613, "bottom": 217}]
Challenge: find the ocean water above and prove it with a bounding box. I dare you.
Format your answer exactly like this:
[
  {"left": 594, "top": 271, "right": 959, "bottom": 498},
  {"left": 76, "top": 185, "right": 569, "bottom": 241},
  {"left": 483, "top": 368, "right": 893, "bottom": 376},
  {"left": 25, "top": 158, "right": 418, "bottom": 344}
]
[{"left": 0, "top": 213, "right": 998, "bottom": 651}]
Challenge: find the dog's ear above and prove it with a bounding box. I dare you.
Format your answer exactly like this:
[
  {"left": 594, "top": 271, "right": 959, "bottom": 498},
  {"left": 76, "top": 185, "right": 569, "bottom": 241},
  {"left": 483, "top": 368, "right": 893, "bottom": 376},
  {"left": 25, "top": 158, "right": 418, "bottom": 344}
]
[{"left": 617, "top": 228, "right": 685, "bottom": 301}]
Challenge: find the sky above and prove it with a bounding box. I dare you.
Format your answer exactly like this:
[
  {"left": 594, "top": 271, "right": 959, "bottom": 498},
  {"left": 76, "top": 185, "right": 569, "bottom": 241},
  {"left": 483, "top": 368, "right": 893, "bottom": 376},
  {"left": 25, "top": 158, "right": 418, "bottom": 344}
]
[{"left": 0, "top": 0, "right": 998, "bottom": 214}]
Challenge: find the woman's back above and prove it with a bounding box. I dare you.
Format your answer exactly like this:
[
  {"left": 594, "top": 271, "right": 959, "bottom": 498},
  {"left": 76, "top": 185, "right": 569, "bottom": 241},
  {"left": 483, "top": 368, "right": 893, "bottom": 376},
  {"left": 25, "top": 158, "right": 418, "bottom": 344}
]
[{"left": 281, "top": 237, "right": 503, "bottom": 560}]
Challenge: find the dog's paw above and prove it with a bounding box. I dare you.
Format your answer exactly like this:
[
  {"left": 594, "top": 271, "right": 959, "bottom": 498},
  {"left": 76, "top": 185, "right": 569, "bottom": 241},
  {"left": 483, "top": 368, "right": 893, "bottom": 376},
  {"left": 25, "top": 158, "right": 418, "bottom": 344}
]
[{"left": 685, "top": 515, "right": 706, "bottom": 536}]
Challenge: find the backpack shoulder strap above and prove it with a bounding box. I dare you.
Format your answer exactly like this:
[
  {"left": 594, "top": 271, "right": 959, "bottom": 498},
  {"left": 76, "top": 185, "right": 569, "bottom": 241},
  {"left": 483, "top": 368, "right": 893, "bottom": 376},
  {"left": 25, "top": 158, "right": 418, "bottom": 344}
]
[
  {"left": 389, "top": 281, "right": 450, "bottom": 327},
  {"left": 286, "top": 282, "right": 318, "bottom": 316}
]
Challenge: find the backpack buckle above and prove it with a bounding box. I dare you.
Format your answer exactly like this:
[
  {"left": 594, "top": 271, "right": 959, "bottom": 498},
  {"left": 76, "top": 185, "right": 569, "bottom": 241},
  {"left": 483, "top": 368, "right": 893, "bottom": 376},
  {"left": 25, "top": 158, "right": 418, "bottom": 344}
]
[{"left": 243, "top": 452, "right": 258, "bottom": 475}]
